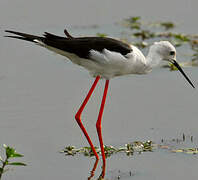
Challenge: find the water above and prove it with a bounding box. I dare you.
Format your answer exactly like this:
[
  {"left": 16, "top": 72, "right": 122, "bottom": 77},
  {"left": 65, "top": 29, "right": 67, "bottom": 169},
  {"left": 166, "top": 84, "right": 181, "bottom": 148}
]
[{"left": 0, "top": 0, "right": 198, "bottom": 179}]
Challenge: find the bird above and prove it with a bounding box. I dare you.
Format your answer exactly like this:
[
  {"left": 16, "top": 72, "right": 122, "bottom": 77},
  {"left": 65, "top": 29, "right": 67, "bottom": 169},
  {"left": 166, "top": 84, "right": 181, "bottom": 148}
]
[{"left": 5, "top": 29, "right": 195, "bottom": 178}]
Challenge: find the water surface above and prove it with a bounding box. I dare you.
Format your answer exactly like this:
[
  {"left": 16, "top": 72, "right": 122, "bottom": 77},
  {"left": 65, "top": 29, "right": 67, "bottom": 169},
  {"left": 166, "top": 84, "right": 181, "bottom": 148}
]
[{"left": 0, "top": 0, "right": 198, "bottom": 179}]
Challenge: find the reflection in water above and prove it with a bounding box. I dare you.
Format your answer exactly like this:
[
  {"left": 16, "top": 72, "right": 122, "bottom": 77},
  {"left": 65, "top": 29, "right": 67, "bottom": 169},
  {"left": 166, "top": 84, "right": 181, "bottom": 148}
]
[
  {"left": 88, "top": 159, "right": 99, "bottom": 180},
  {"left": 87, "top": 158, "right": 105, "bottom": 180},
  {"left": 87, "top": 159, "right": 135, "bottom": 180}
]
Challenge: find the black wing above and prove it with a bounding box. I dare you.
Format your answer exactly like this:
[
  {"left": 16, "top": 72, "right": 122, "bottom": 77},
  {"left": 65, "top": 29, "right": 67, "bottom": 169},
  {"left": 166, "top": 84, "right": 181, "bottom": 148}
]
[{"left": 5, "top": 29, "right": 132, "bottom": 59}]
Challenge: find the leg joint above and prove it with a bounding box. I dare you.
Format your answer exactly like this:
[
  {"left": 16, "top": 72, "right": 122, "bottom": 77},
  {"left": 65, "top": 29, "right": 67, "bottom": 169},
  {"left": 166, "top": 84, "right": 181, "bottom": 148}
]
[
  {"left": 75, "top": 113, "right": 81, "bottom": 122},
  {"left": 96, "top": 122, "right": 101, "bottom": 130}
]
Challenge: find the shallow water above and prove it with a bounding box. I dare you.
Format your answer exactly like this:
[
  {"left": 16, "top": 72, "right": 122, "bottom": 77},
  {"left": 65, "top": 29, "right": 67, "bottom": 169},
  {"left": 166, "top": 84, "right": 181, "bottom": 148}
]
[{"left": 1, "top": 0, "right": 198, "bottom": 180}]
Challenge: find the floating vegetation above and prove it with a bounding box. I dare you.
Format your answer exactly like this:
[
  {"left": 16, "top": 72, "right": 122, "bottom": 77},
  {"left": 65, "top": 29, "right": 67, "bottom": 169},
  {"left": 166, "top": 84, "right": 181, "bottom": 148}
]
[
  {"left": 123, "top": 16, "right": 142, "bottom": 30},
  {"left": 171, "top": 148, "right": 198, "bottom": 154},
  {"left": 162, "top": 61, "right": 198, "bottom": 71},
  {"left": 159, "top": 134, "right": 198, "bottom": 155},
  {"left": 61, "top": 141, "right": 155, "bottom": 157},
  {"left": 159, "top": 22, "right": 175, "bottom": 30},
  {"left": 120, "top": 16, "right": 198, "bottom": 69},
  {"left": 61, "top": 134, "right": 198, "bottom": 157},
  {"left": 96, "top": 33, "right": 108, "bottom": 37}
]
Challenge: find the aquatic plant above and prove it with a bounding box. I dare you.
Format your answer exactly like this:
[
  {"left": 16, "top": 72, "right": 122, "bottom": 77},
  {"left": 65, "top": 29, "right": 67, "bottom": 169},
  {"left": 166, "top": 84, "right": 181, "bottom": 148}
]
[
  {"left": 61, "top": 134, "right": 198, "bottom": 157},
  {"left": 61, "top": 140, "right": 155, "bottom": 157},
  {"left": 0, "top": 145, "right": 26, "bottom": 180}
]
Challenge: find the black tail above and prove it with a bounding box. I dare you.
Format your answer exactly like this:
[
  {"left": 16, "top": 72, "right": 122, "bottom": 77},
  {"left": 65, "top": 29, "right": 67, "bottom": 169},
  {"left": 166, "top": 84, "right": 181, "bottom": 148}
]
[{"left": 5, "top": 30, "right": 43, "bottom": 42}]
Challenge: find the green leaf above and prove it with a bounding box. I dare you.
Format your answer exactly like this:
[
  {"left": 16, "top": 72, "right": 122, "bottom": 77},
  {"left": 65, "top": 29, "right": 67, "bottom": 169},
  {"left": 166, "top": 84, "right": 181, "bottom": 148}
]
[
  {"left": 5, "top": 146, "right": 15, "bottom": 158},
  {"left": 96, "top": 33, "right": 108, "bottom": 37},
  {"left": 125, "top": 16, "right": 141, "bottom": 30},
  {"left": 11, "top": 153, "right": 24, "bottom": 158},
  {"left": 8, "top": 162, "right": 26, "bottom": 166},
  {"left": 173, "top": 33, "right": 190, "bottom": 42},
  {"left": 160, "top": 22, "right": 175, "bottom": 30},
  {"left": 3, "top": 145, "right": 24, "bottom": 158},
  {"left": 129, "top": 16, "right": 141, "bottom": 23}
]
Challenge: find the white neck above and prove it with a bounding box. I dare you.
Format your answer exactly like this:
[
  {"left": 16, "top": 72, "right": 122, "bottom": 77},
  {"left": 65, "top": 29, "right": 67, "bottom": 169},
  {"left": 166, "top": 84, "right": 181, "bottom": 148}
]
[
  {"left": 128, "top": 44, "right": 163, "bottom": 74},
  {"left": 146, "top": 47, "right": 162, "bottom": 69}
]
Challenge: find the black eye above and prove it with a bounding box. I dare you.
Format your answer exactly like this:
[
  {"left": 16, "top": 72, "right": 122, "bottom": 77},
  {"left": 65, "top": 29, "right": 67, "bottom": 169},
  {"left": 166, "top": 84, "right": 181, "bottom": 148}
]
[{"left": 170, "top": 51, "right": 175, "bottom": 56}]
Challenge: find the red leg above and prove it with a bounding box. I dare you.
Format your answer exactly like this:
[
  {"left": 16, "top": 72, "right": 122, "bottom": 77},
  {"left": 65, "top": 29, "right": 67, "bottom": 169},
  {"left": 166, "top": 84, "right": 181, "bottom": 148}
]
[
  {"left": 88, "top": 158, "right": 99, "bottom": 180},
  {"left": 75, "top": 76, "right": 100, "bottom": 159},
  {"left": 96, "top": 79, "right": 109, "bottom": 178}
]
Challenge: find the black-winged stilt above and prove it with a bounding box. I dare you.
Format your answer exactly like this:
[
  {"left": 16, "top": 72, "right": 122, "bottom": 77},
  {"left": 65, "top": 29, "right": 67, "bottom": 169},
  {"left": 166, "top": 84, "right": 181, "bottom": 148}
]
[{"left": 5, "top": 29, "right": 195, "bottom": 178}]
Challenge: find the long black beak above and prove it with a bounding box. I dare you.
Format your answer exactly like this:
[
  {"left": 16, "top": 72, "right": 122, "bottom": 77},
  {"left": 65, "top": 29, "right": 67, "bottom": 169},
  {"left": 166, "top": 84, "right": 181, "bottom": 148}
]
[{"left": 171, "top": 59, "right": 195, "bottom": 88}]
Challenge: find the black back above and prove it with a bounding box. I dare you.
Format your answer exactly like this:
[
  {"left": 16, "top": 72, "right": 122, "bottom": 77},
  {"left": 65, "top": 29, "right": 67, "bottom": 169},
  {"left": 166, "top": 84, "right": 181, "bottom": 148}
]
[
  {"left": 5, "top": 30, "right": 132, "bottom": 59},
  {"left": 43, "top": 33, "right": 132, "bottom": 59}
]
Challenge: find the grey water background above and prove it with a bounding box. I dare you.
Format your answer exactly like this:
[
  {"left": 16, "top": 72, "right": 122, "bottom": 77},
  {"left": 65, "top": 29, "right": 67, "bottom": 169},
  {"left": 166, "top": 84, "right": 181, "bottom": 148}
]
[{"left": 0, "top": 0, "right": 198, "bottom": 179}]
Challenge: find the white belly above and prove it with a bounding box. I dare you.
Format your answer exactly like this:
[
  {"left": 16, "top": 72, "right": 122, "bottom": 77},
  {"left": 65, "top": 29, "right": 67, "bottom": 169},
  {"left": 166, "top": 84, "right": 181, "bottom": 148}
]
[{"left": 42, "top": 44, "right": 150, "bottom": 79}]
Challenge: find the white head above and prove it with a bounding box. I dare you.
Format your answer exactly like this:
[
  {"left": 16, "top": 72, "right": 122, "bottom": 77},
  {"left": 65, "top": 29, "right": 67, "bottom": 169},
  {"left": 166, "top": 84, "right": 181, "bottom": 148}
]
[
  {"left": 147, "top": 41, "right": 195, "bottom": 88},
  {"left": 148, "top": 41, "right": 176, "bottom": 66}
]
